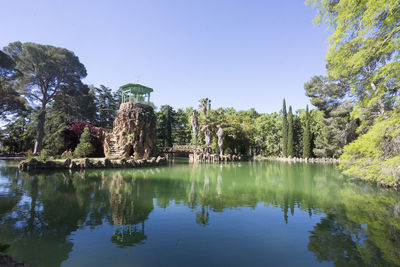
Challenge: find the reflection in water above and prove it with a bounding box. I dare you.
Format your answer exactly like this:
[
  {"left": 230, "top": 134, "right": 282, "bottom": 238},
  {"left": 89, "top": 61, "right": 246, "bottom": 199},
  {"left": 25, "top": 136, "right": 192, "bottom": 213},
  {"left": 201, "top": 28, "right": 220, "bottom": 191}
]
[{"left": 0, "top": 160, "right": 399, "bottom": 266}]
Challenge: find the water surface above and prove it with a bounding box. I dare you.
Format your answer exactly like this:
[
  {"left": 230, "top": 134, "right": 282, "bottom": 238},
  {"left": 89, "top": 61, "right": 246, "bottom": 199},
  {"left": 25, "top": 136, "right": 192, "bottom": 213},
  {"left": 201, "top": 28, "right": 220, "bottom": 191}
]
[{"left": 0, "top": 159, "right": 399, "bottom": 266}]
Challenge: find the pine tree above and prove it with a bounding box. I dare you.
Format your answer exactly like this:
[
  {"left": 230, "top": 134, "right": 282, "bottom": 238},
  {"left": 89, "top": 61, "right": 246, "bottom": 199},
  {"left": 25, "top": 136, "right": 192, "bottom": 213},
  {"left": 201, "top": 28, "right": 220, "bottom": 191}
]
[
  {"left": 302, "top": 105, "right": 311, "bottom": 158},
  {"left": 287, "top": 106, "right": 294, "bottom": 157},
  {"left": 74, "top": 127, "right": 94, "bottom": 158},
  {"left": 281, "top": 99, "right": 288, "bottom": 157}
]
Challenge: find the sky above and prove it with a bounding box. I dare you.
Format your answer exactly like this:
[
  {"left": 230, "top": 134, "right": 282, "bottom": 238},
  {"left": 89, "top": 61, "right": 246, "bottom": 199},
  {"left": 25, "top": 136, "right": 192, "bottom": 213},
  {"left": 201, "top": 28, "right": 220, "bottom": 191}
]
[{"left": 0, "top": 0, "right": 330, "bottom": 113}]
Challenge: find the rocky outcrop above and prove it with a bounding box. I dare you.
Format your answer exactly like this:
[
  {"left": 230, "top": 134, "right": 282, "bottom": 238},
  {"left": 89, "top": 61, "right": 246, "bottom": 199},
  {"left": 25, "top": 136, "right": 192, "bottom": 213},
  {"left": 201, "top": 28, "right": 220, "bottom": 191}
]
[{"left": 103, "top": 102, "right": 156, "bottom": 158}]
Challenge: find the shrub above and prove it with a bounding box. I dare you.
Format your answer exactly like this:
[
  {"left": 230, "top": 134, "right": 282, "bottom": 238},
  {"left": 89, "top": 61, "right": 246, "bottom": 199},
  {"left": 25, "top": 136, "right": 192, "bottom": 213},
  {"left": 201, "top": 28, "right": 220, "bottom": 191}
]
[
  {"left": 339, "top": 111, "right": 400, "bottom": 186},
  {"left": 73, "top": 127, "right": 95, "bottom": 158},
  {"left": 37, "top": 150, "right": 48, "bottom": 162}
]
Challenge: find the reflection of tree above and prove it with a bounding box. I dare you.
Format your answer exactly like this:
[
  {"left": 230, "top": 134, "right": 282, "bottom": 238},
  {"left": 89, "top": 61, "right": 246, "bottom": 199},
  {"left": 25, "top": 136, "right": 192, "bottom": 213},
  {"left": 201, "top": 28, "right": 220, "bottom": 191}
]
[
  {"left": 195, "top": 205, "right": 209, "bottom": 227},
  {"left": 308, "top": 183, "right": 400, "bottom": 266},
  {"left": 1, "top": 160, "right": 400, "bottom": 266},
  {"left": 0, "top": 170, "right": 89, "bottom": 267},
  {"left": 111, "top": 223, "right": 146, "bottom": 248},
  {"left": 308, "top": 214, "right": 363, "bottom": 266}
]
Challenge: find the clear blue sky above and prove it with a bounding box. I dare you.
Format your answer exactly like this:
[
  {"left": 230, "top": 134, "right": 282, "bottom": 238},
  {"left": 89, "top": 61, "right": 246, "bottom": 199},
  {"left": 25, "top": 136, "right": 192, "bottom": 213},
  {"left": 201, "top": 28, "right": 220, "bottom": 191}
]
[{"left": 1, "top": 0, "right": 330, "bottom": 113}]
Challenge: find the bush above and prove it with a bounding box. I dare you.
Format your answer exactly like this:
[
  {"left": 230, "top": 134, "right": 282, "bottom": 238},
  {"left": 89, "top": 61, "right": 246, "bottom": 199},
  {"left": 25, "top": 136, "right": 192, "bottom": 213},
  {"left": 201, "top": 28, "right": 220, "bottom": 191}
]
[
  {"left": 37, "top": 150, "right": 48, "bottom": 162},
  {"left": 73, "top": 127, "right": 95, "bottom": 158},
  {"left": 339, "top": 111, "right": 400, "bottom": 186}
]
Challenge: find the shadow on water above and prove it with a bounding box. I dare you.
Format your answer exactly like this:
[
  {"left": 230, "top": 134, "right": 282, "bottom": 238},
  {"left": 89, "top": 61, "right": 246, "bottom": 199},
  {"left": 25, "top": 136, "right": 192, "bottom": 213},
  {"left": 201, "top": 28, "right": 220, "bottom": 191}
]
[{"left": 0, "top": 160, "right": 399, "bottom": 266}]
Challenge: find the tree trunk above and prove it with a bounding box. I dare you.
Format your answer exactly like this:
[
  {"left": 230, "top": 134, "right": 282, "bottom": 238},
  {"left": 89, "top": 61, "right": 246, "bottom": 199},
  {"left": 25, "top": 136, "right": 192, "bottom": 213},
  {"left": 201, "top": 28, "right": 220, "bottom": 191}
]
[{"left": 33, "top": 107, "right": 46, "bottom": 153}]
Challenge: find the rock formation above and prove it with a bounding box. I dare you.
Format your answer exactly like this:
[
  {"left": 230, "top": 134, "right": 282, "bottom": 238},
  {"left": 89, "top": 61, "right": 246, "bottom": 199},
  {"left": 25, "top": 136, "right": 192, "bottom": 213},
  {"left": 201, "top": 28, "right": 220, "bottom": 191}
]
[
  {"left": 103, "top": 102, "right": 156, "bottom": 158},
  {"left": 202, "top": 124, "right": 213, "bottom": 152},
  {"left": 216, "top": 125, "right": 225, "bottom": 156},
  {"left": 190, "top": 111, "right": 199, "bottom": 147}
]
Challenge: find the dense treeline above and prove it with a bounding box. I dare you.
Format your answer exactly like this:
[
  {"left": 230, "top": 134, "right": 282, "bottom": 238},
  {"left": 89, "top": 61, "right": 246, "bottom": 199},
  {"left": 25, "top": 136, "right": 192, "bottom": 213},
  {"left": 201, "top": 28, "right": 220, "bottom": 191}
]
[
  {"left": 1, "top": 0, "right": 399, "bottom": 186},
  {"left": 0, "top": 42, "right": 315, "bottom": 158}
]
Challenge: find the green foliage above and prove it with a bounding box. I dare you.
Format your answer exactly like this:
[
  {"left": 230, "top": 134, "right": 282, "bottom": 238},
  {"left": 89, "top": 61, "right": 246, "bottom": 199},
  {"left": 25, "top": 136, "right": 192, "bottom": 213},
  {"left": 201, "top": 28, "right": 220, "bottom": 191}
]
[
  {"left": 1, "top": 110, "right": 36, "bottom": 153},
  {"left": 304, "top": 75, "right": 358, "bottom": 158},
  {"left": 281, "top": 99, "right": 288, "bottom": 157},
  {"left": 307, "top": 0, "right": 400, "bottom": 121},
  {"left": 302, "top": 105, "right": 312, "bottom": 158},
  {"left": 173, "top": 109, "right": 192, "bottom": 145},
  {"left": 2, "top": 41, "right": 87, "bottom": 153},
  {"left": 156, "top": 105, "right": 175, "bottom": 147},
  {"left": 73, "top": 127, "right": 94, "bottom": 158},
  {"left": 93, "top": 85, "right": 119, "bottom": 129},
  {"left": 0, "top": 51, "right": 28, "bottom": 119},
  {"left": 37, "top": 149, "right": 48, "bottom": 162},
  {"left": 199, "top": 98, "right": 211, "bottom": 118},
  {"left": 254, "top": 113, "right": 281, "bottom": 156},
  {"left": 26, "top": 149, "right": 34, "bottom": 161},
  {"left": 287, "top": 106, "right": 294, "bottom": 157},
  {"left": 339, "top": 111, "right": 400, "bottom": 186}
]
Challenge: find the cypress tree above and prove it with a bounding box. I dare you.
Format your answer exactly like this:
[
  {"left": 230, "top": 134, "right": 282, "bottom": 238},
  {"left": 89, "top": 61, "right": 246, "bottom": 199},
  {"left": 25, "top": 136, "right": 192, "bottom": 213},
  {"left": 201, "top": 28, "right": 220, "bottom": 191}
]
[
  {"left": 302, "top": 105, "right": 311, "bottom": 158},
  {"left": 281, "top": 99, "right": 288, "bottom": 157},
  {"left": 287, "top": 106, "right": 294, "bottom": 157},
  {"left": 74, "top": 127, "right": 94, "bottom": 158}
]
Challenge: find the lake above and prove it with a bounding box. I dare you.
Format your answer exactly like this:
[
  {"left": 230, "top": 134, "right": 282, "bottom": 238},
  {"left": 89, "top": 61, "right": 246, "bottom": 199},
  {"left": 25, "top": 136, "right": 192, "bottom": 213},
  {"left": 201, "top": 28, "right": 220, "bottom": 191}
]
[{"left": 0, "top": 159, "right": 399, "bottom": 266}]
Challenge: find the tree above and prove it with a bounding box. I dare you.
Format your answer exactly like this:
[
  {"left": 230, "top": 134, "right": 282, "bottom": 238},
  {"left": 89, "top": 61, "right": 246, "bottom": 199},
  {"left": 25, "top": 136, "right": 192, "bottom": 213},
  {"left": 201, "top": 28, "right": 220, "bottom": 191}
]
[
  {"left": 307, "top": 0, "right": 400, "bottom": 120},
  {"left": 199, "top": 98, "right": 211, "bottom": 118},
  {"left": 93, "top": 85, "right": 119, "bottom": 129},
  {"left": 303, "top": 105, "right": 312, "bottom": 158},
  {"left": 73, "top": 127, "right": 94, "bottom": 158},
  {"left": 254, "top": 113, "right": 281, "bottom": 156},
  {"left": 173, "top": 109, "right": 191, "bottom": 145},
  {"left": 287, "top": 106, "right": 294, "bottom": 157},
  {"left": 3, "top": 42, "right": 87, "bottom": 153},
  {"left": 304, "top": 76, "right": 358, "bottom": 158},
  {"left": 156, "top": 105, "right": 175, "bottom": 147},
  {"left": 281, "top": 99, "right": 288, "bottom": 157},
  {"left": 0, "top": 51, "right": 27, "bottom": 119}
]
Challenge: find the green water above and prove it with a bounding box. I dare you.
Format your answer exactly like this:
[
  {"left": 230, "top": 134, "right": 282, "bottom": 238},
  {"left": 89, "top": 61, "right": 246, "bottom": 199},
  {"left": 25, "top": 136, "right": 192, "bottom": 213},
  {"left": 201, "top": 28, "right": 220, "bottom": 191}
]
[{"left": 0, "top": 159, "right": 400, "bottom": 267}]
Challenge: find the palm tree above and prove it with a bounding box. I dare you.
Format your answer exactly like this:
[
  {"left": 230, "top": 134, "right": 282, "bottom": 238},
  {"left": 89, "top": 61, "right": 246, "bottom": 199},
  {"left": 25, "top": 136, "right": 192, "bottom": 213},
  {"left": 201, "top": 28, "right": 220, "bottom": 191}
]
[{"left": 198, "top": 98, "right": 211, "bottom": 118}]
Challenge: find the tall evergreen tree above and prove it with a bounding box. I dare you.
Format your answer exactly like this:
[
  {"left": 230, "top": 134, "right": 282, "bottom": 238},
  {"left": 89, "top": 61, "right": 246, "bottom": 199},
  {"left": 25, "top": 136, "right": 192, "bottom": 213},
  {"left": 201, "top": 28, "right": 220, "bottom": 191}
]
[
  {"left": 281, "top": 99, "right": 288, "bottom": 156},
  {"left": 287, "top": 106, "right": 294, "bottom": 157},
  {"left": 93, "top": 85, "right": 118, "bottom": 128},
  {"left": 156, "top": 105, "right": 175, "bottom": 147},
  {"left": 302, "top": 105, "right": 311, "bottom": 158},
  {"left": 73, "top": 126, "right": 94, "bottom": 158},
  {"left": 3, "top": 42, "right": 87, "bottom": 153}
]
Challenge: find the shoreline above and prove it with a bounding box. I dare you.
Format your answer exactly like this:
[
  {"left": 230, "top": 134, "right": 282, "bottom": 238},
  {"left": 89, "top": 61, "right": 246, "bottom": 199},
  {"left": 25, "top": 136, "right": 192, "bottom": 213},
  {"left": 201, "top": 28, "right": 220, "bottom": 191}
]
[
  {"left": 254, "top": 156, "right": 340, "bottom": 164},
  {"left": 18, "top": 156, "right": 167, "bottom": 172}
]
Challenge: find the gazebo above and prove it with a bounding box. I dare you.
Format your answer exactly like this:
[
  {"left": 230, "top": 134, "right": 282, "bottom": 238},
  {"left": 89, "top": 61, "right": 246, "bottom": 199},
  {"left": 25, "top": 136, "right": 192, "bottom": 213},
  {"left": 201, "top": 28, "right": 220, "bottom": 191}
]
[{"left": 120, "top": 83, "right": 153, "bottom": 105}]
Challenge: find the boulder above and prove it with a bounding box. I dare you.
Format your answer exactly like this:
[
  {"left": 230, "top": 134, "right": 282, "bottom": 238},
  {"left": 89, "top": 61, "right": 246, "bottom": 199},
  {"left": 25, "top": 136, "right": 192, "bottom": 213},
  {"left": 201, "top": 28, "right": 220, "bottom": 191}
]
[
  {"left": 104, "top": 158, "right": 112, "bottom": 168},
  {"left": 69, "top": 161, "right": 78, "bottom": 169},
  {"left": 63, "top": 158, "right": 72, "bottom": 168},
  {"left": 83, "top": 158, "right": 92, "bottom": 168}
]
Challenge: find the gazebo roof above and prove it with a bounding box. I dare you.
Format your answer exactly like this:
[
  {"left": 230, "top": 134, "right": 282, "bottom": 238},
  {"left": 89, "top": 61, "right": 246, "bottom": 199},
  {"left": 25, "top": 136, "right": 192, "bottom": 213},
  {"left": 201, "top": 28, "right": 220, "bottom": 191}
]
[{"left": 120, "top": 83, "right": 153, "bottom": 94}]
